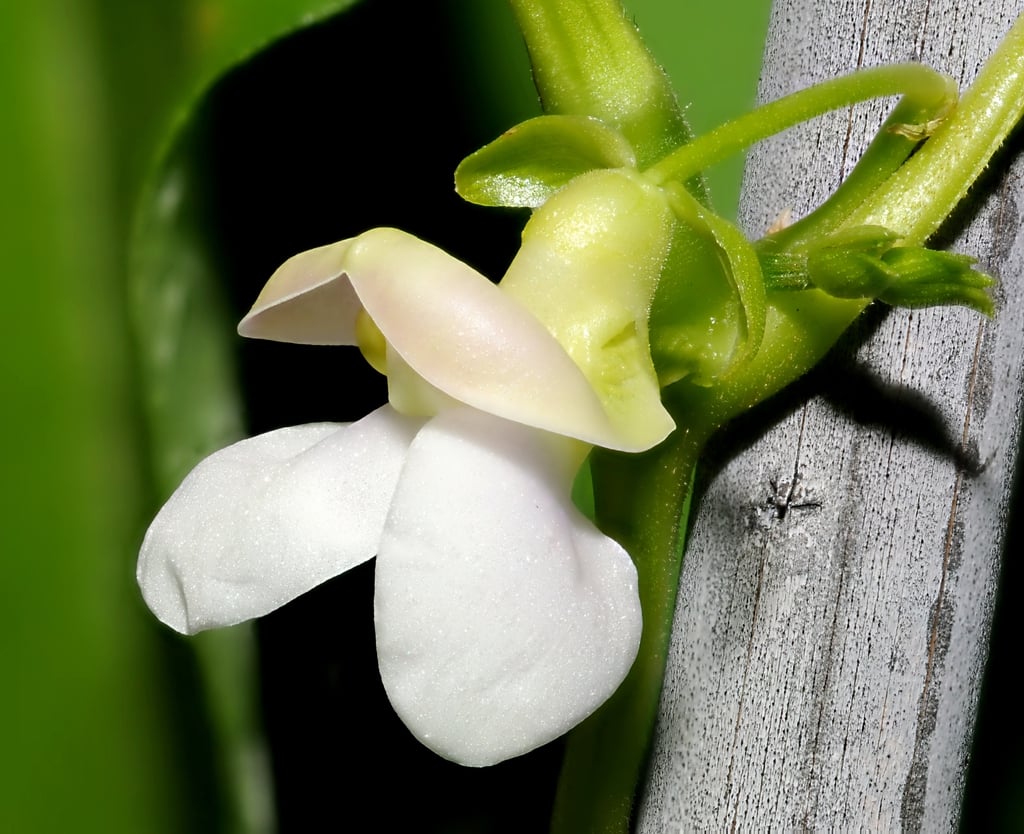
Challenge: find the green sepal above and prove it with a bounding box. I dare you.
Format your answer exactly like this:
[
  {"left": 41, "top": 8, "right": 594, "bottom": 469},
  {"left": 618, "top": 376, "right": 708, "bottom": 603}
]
[
  {"left": 760, "top": 225, "right": 995, "bottom": 315},
  {"left": 649, "top": 185, "right": 767, "bottom": 388},
  {"left": 455, "top": 114, "right": 635, "bottom": 208}
]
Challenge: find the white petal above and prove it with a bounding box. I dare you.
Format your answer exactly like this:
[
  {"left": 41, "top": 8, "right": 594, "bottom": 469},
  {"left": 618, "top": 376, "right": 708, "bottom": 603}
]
[
  {"left": 374, "top": 407, "right": 642, "bottom": 766},
  {"left": 138, "top": 405, "right": 423, "bottom": 634}
]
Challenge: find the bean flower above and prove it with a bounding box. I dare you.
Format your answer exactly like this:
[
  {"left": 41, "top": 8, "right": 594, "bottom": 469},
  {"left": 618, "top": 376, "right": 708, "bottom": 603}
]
[{"left": 137, "top": 169, "right": 678, "bottom": 766}]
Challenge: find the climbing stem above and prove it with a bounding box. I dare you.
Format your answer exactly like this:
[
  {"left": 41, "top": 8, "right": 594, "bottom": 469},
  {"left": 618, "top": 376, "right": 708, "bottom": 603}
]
[
  {"left": 844, "top": 12, "right": 1024, "bottom": 239},
  {"left": 646, "top": 63, "right": 954, "bottom": 187}
]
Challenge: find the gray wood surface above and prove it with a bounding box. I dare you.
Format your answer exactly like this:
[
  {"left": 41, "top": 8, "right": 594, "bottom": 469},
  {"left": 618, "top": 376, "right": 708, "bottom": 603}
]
[{"left": 638, "top": 1, "right": 1024, "bottom": 830}]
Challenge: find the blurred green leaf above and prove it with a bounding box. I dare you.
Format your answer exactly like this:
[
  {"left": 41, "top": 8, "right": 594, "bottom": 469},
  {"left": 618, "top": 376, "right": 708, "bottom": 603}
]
[
  {"left": 130, "top": 2, "right": 361, "bottom": 490},
  {"left": 1, "top": 1, "right": 368, "bottom": 832},
  {"left": 0, "top": 0, "right": 207, "bottom": 831}
]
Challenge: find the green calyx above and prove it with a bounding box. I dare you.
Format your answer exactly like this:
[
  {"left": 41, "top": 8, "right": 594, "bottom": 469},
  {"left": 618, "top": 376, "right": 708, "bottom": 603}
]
[
  {"left": 467, "top": 146, "right": 770, "bottom": 405},
  {"left": 453, "top": 17, "right": 992, "bottom": 410}
]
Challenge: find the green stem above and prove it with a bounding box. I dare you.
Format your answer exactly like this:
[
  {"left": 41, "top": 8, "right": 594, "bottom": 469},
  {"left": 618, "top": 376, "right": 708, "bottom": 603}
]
[
  {"left": 647, "top": 63, "right": 955, "bottom": 186},
  {"left": 770, "top": 80, "right": 955, "bottom": 246},
  {"left": 845, "top": 13, "right": 1024, "bottom": 239},
  {"left": 551, "top": 424, "right": 711, "bottom": 834}
]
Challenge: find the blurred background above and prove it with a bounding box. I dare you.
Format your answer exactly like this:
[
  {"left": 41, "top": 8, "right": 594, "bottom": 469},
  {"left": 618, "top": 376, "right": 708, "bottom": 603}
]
[{"left": 0, "top": 0, "right": 1017, "bottom": 831}]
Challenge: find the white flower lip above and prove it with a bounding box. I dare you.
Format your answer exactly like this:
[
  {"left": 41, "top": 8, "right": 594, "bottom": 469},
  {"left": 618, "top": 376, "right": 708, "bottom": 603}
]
[
  {"left": 137, "top": 405, "right": 642, "bottom": 765},
  {"left": 238, "top": 228, "right": 672, "bottom": 453}
]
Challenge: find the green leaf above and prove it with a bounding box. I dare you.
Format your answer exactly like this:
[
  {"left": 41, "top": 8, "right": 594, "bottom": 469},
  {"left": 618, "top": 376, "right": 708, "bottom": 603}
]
[
  {"left": 456, "top": 114, "right": 635, "bottom": 208},
  {"left": 150, "top": 0, "right": 362, "bottom": 172},
  {"left": 131, "top": 0, "right": 363, "bottom": 491},
  {"left": 132, "top": 126, "right": 246, "bottom": 493}
]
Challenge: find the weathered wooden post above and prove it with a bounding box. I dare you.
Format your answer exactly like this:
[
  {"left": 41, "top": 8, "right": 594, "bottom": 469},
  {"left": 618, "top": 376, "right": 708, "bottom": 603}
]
[{"left": 638, "top": 0, "right": 1024, "bottom": 829}]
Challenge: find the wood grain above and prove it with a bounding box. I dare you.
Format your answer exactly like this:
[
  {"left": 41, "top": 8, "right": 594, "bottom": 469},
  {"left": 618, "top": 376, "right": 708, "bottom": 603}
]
[{"left": 638, "top": 1, "right": 1024, "bottom": 829}]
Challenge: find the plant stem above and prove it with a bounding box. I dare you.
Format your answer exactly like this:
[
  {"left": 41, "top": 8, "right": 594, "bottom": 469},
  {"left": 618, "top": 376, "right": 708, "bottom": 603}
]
[
  {"left": 646, "top": 63, "right": 955, "bottom": 186},
  {"left": 845, "top": 12, "right": 1024, "bottom": 239}
]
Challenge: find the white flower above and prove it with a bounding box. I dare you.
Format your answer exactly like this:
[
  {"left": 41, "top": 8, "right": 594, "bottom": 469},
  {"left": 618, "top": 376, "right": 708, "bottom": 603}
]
[{"left": 138, "top": 169, "right": 675, "bottom": 766}]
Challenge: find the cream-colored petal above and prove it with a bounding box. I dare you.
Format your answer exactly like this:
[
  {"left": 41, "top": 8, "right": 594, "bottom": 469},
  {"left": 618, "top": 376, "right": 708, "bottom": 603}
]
[
  {"left": 237, "top": 239, "right": 364, "bottom": 345},
  {"left": 374, "top": 408, "right": 642, "bottom": 766},
  {"left": 137, "top": 405, "right": 423, "bottom": 634},
  {"left": 240, "top": 227, "right": 670, "bottom": 451},
  {"left": 342, "top": 228, "right": 658, "bottom": 451}
]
